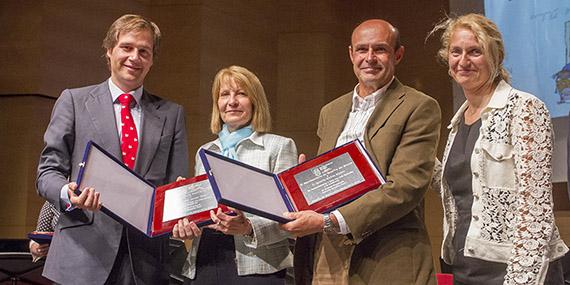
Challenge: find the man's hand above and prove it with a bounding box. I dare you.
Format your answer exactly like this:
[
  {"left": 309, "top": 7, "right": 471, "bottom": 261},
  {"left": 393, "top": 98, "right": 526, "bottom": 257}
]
[
  {"left": 172, "top": 218, "right": 202, "bottom": 240},
  {"left": 280, "top": 210, "right": 324, "bottom": 237},
  {"left": 207, "top": 207, "right": 253, "bottom": 236},
  {"left": 298, "top": 153, "right": 306, "bottom": 164},
  {"left": 67, "top": 182, "right": 101, "bottom": 211}
]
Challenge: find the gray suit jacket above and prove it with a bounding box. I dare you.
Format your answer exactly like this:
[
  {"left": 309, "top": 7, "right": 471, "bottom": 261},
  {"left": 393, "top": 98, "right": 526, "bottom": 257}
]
[{"left": 36, "top": 80, "right": 189, "bottom": 285}]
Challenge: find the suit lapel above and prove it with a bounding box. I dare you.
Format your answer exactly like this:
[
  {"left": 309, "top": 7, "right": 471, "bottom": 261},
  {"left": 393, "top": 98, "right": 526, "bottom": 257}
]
[
  {"left": 84, "top": 81, "right": 121, "bottom": 158},
  {"left": 365, "top": 79, "right": 405, "bottom": 143},
  {"left": 136, "top": 91, "right": 165, "bottom": 177},
  {"left": 320, "top": 93, "right": 352, "bottom": 153}
]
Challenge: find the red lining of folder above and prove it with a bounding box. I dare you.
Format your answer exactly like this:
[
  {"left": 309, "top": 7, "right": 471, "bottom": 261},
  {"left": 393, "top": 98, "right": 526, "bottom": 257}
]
[
  {"left": 151, "top": 174, "right": 229, "bottom": 236},
  {"left": 279, "top": 142, "right": 383, "bottom": 213}
]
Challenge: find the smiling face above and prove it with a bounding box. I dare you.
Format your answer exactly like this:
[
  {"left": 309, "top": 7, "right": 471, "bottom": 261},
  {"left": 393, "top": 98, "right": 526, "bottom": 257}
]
[
  {"left": 107, "top": 29, "right": 154, "bottom": 92},
  {"left": 448, "top": 28, "right": 492, "bottom": 92},
  {"left": 349, "top": 20, "right": 404, "bottom": 97},
  {"left": 217, "top": 78, "right": 253, "bottom": 132}
]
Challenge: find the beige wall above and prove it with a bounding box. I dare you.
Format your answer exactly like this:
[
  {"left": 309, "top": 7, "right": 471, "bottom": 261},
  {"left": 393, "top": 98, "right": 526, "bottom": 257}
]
[
  {"left": 0, "top": 96, "right": 55, "bottom": 237},
  {"left": 1, "top": 0, "right": 568, "bottom": 273}
]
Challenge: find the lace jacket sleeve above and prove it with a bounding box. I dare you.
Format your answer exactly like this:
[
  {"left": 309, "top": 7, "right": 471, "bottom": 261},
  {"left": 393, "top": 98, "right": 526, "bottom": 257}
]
[{"left": 505, "top": 96, "right": 555, "bottom": 285}]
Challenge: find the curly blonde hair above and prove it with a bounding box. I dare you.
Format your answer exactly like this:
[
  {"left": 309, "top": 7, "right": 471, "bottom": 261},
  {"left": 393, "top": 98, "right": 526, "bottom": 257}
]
[{"left": 428, "top": 13, "right": 510, "bottom": 85}]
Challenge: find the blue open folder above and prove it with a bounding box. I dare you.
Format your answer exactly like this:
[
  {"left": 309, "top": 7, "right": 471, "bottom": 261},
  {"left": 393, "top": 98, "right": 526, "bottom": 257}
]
[{"left": 198, "top": 140, "right": 385, "bottom": 224}]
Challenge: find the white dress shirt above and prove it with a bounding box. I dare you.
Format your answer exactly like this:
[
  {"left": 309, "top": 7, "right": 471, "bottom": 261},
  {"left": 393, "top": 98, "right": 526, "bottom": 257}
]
[
  {"left": 59, "top": 79, "right": 143, "bottom": 209},
  {"left": 108, "top": 78, "right": 143, "bottom": 140},
  {"left": 331, "top": 77, "right": 393, "bottom": 234}
]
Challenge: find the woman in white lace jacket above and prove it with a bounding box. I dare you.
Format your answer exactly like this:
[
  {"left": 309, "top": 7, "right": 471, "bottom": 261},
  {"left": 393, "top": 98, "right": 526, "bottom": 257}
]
[{"left": 430, "top": 14, "right": 568, "bottom": 285}]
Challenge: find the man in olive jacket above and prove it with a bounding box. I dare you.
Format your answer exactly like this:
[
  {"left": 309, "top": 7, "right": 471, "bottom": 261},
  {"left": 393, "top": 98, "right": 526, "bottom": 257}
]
[{"left": 281, "top": 19, "right": 440, "bottom": 285}]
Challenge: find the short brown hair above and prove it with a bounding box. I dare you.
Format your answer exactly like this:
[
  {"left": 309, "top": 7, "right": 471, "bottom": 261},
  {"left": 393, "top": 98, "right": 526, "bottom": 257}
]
[
  {"left": 102, "top": 14, "right": 161, "bottom": 59},
  {"left": 210, "top": 66, "right": 272, "bottom": 134},
  {"left": 429, "top": 13, "right": 510, "bottom": 84}
]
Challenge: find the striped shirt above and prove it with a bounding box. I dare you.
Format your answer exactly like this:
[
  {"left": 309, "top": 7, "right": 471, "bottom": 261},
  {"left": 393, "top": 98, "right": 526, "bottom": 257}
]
[
  {"left": 336, "top": 78, "right": 393, "bottom": 147},
  {"left": 332, "top": 78, "right": 393, "bottom": 234}
]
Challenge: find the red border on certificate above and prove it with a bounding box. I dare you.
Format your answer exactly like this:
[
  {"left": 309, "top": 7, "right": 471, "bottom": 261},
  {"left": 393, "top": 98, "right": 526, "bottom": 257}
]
[
  {"left": 151, "top": 174, "right": 229, "bottom": 236},
  {"left": 278, "top": 141, "right": 383, "bottom": 213}
]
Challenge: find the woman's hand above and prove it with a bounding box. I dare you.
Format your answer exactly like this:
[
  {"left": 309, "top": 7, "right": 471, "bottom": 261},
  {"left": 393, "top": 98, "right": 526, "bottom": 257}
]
[
  {"left": 208, "top": 207, "right": 253, "bottom": 236},
  {"left": 172, "top": 218, "right": 202, "bottom": 240},
  {"left": 29, "top": 241, "right": 50, "bottom": 258}
]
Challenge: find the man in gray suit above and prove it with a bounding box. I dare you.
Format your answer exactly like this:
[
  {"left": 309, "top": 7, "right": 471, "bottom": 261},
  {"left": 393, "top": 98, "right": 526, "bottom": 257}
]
[{"left": 36, "top": 14, "right": 189, "bottom": 284}]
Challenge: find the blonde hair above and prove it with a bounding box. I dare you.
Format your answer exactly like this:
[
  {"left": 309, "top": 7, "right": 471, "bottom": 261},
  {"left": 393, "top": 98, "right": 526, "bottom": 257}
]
[
  {"left": 210, "top": 66, "right": 271, "bottom": 134},
  {"left": 102, "top": 14, "right": 161, "bottom": 60},
  {"left": 428, "top": 13, "right": 510, "bottom": 84}
]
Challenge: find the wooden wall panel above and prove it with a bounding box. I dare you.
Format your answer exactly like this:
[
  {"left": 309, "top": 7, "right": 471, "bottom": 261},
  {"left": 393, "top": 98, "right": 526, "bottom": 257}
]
[
  {"left": 4, "top": 1, "right": 567, "bottom": 277},
  {"left": 0, "top": 96, "right": 54, "bottom": 238}
]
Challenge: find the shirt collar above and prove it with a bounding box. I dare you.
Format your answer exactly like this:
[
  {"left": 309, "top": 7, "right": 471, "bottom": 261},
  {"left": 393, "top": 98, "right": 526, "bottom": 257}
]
[
  {"left": 350, "top": 76, "right": 394, "bottom": 112},
  {"left": 108, "top": 78, "right": 143, "bottom": 106},
  {"left": 447, "top": 80, "right": 512, "bottom": 130},
  {"left": 448, "top": 102, "right": 469, "bottom": 130},
  {"left": 486, "top": 80, "right": 511, "bottom": 109}
]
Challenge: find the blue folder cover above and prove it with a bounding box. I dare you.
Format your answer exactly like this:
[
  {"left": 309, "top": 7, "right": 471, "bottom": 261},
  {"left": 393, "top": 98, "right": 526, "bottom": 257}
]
[
  {"left": 75, "top": 141, "right": 160, "bottom": 237},
  {"left": 199, "top": 139, "right": 386, "bottom": 223},
  {"left": 199, "top": 149, "right": 294, "bottom": 223}
]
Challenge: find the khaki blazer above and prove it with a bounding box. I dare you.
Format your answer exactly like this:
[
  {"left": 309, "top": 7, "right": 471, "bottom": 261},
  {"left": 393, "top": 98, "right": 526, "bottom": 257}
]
[{"left": 295, "top": 79, "right": 440, "bottom": 285}]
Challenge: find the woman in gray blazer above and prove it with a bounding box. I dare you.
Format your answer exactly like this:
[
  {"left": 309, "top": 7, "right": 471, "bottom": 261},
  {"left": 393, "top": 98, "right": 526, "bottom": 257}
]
[{"left": 173, "top": 65, "right": 296, "bottom": 284}]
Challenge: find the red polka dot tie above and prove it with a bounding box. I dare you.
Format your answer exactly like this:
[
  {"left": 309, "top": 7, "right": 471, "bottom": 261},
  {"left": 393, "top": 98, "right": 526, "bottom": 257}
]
[{"left": 118, "top": 94, "right": 138, "bottom": 169}]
